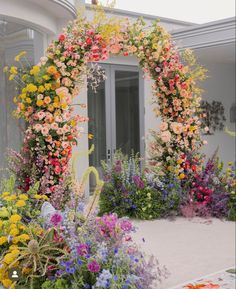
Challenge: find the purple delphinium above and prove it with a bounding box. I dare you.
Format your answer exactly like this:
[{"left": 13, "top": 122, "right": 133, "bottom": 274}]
[{"left": 132, "top": 175, "right": 145, "bottom": 189}]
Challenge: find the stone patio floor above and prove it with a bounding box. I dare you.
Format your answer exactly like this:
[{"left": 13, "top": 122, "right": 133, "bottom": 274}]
[{"left": 133, "top": 218, "right": 235, "bottom": 289}]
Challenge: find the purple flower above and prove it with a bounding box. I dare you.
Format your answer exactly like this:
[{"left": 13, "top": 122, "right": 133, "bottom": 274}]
[
  {"left": 132, "top": 175, "right": 145, "bottom": 189},
  {"left": 76, "top": 243, "right": 90, "bottom": 256},
  {"left": 50, "top": 212, "right": 63, "bottom": 226},
  {"left": 120, "top": 219, "right": 133, "bottom": 232},
  {"left": 87, "top": 260, "right": 101, "bottom": 273}
]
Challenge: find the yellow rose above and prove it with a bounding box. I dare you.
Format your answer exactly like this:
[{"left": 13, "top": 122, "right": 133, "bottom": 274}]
[
  {"left": 38, "top": 85, "right": 45, "bottom": 93},
  {"left": 25, "top": 97, "right": 32, "bottom": 104},
  {"left": 44, "top": 83, "right": 52, "bottom": 90},
  {"left": 36, "top": 99, "right": 44, "bottom": 107},
  {"left": 26, "top": 83, "right": 37, "bottom": 93},
  {"left": 30, "top": 65, "right": 40, "bottom": 75}
]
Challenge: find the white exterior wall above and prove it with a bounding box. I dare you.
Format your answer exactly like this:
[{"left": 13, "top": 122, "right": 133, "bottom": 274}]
[{"left": 200, "top": 62, "right": 235, "bottom": 164}]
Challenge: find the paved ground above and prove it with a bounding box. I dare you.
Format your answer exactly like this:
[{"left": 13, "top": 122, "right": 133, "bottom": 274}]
[{"left": 133, "top": 218, "right": 235, "bottom": 289}]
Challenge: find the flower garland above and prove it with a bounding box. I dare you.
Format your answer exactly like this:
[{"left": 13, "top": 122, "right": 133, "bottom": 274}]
[{"left": 6, "top": 13, "right": 205, "bottom": 205}]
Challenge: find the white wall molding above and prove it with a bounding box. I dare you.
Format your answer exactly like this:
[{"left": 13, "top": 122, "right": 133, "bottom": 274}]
[{"left": 172, "top": 17, "right": 236, "bottom": 49}]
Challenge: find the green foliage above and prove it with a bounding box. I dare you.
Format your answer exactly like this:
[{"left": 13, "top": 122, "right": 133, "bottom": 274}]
[{"left": 42, "top": 279, "right": 70, "bottom": 289}]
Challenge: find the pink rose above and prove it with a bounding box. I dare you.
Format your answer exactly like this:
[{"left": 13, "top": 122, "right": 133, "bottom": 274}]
[
  {"left": 171, "top": 122, "right": 183, "bottom": 135},
  {"left": 160, "top": 122, "right": 168, "bottom": 131},
  {"left": 160, "top": 131, "right": 171, "bottom": 143}
]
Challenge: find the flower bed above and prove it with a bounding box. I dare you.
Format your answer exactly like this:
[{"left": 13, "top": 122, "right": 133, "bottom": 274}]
[{"left": 99, "top": 151, "right": 236, "bottom": 220}]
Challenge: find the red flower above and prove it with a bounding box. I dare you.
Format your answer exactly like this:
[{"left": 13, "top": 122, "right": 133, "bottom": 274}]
[
  {"left": 86, "top": 37, "right": 92, "bottom": 45},
  {"left": 123, "top": 51, "right": 129, "bottom": 56},
  {"left": 58, "top": 34, "right": 66, "bottom": 42}
]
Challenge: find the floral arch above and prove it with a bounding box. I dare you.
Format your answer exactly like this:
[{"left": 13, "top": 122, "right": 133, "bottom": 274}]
[{"left": 8, "top": 13, "right": 204, "bottom": 208}]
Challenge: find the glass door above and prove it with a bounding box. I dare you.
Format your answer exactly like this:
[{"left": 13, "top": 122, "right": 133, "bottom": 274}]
[{"left": 88, "top": 64, "right": 144, "bottom": 189}]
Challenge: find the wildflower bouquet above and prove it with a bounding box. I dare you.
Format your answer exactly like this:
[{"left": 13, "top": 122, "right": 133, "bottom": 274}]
[{"left": 0, "top": 176, "right": 166, "bottom": 289}]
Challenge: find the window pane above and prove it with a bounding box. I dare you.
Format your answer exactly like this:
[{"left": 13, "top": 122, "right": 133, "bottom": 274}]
[
  {"left": 115, "top": 70, "right": 140, "bottom": 155},
  {"left": 88, "top": 78, "right": 106, "bottom": 167}
]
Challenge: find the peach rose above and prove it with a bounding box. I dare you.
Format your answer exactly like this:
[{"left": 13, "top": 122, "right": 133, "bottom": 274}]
[
  {"left": 160, "top": 122, "right": 168, "bottom": 131},
  {"left": 160, "top": 131, "right": 171, "bottom": 143}
]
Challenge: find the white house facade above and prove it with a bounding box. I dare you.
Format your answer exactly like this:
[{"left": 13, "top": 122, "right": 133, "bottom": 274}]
[{"left": 0, "top": 1, "right": 235, "bottom": 187}]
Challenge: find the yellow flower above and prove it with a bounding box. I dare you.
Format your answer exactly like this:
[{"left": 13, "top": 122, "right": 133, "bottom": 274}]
[
  {"left": 9, "top": 245, "right": 18, "bottom": 251},
  {"left": 3, "top": 66, "right": 8, "bottom": 72},
  {"left": 33, "top": 194, "right": 42, "bottom": 199},
  {"left": 25, "top": 97, "right": 32, "bottom": 104},
  {"left": 26, "top": 83, "right": 37, "bottom": 93},
  {"left": 9, "top": 228, "right": 19, "bottom": 237},
  {"left": 226, "top": 167, "right": 232, "bottom": 172},
  {"left": 179, "top": 173, "right": 185, "bottom": 180},
  {"left": 44, "top": 83, "right": 52, "bottom": 90},
  {"left": 1, "top": 279, "right": 13, "bottom": 288},
  {"left": 36, "top": 99, "right": 44, "bottom": 107},
  {"left": 14, "top": 51, "right": 27, "bottom": 61},
  {"left": 9, "top": 214, "right": 21, "bottom": 223},
  {"left": 18, "top": 234, "right": 30, "bottom": 241},
  {"left": 16, "top": 200, "right": 26, "bottom": 207},
  {"left": 61, "top": 103, "right": 68, "bottom": 110},
  {"left": 0, "top": 207, "right": 9, "bottom": 218},
  {"left": 22, "top": 74, "right": 28, "bottom": 81},
  {"left": 9, "top": 66, "right": 18, "bottom": 74},
  {"left": 41, "top": 195, "right": 49, "bottom": 200},
  {"left": 38, "top": 85, "right": 45, "bottom": 93},
  {"left": 19, "top": 194, "right": 28, "bottom": 201},
  {"left": 4, "top": 195, "right": 17, "bottom": 202},
  {"left": 88, "top": 134, "right": 94, "bottom": 140},
  {"left": 47, "top": 66, "right": 57, "bottom": 74},
  {"left": 228, "top": 161, "right": 233, "bottom": 166},
  {"left": 2, "top": 192, "right": 10, "bottom": 197},
  {"left": 3, "top": 253, "right": 15, "bottom": 264},
  {"left": 0, "top": 220, "right": 3, "bottom": 228},
  {"left": 30, "top": 65, "right": 40, "bottom": 75},
  {"left": 177, "top": 159, "right": 183, "bottom": 164},
  {"left": 0, "top": 236, "right": 7, "bottom": 245},
  {"left": 9, "top": 74, "right": 15, "bottom": 81},
  {"left": 43, "top": 75, "right": 50, "bottom": 81}
]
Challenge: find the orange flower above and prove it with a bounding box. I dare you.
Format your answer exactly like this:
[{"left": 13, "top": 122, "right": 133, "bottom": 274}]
[
  {"left": 47, "top": 66, "right": 57, "bottom": 74},
  {"left": 184, "top": 283, "right": 220, "bottom": 289}
]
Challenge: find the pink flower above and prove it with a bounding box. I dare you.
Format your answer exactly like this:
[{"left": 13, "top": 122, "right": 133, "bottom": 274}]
[
  {"left": 171, "top": 122, "right": 183, "bottom": 135},
  {"left": 120, "top": 219, "right": 133, "bottom": 232},
  {"left": 58, "top": 34, "right": 66, "bottom": 42},
  {"left": 41, "top": 127, "right": 49, "bottom": 136},
  {"left": 76, "top": 243, "right": 90, "bottom": 256},
  {"left": 160, "top": 122, "right": 168, "bottom": 131},
  {"left": 54, "top": 165, "right": 61, "bottom": 174},
  {"left": 160, "top": 131, "right": 171, "bottom": 143},
  {"left": 87, "top": 260, "right": 100, "bottom": 273},
  {"left": 50, "top": 212, "right": 63, "bottom": 226}
]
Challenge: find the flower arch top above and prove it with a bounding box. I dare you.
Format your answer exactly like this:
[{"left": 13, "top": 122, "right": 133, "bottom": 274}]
[{"left": 9, "top": 13, "right": 205, "bottom": 207}]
